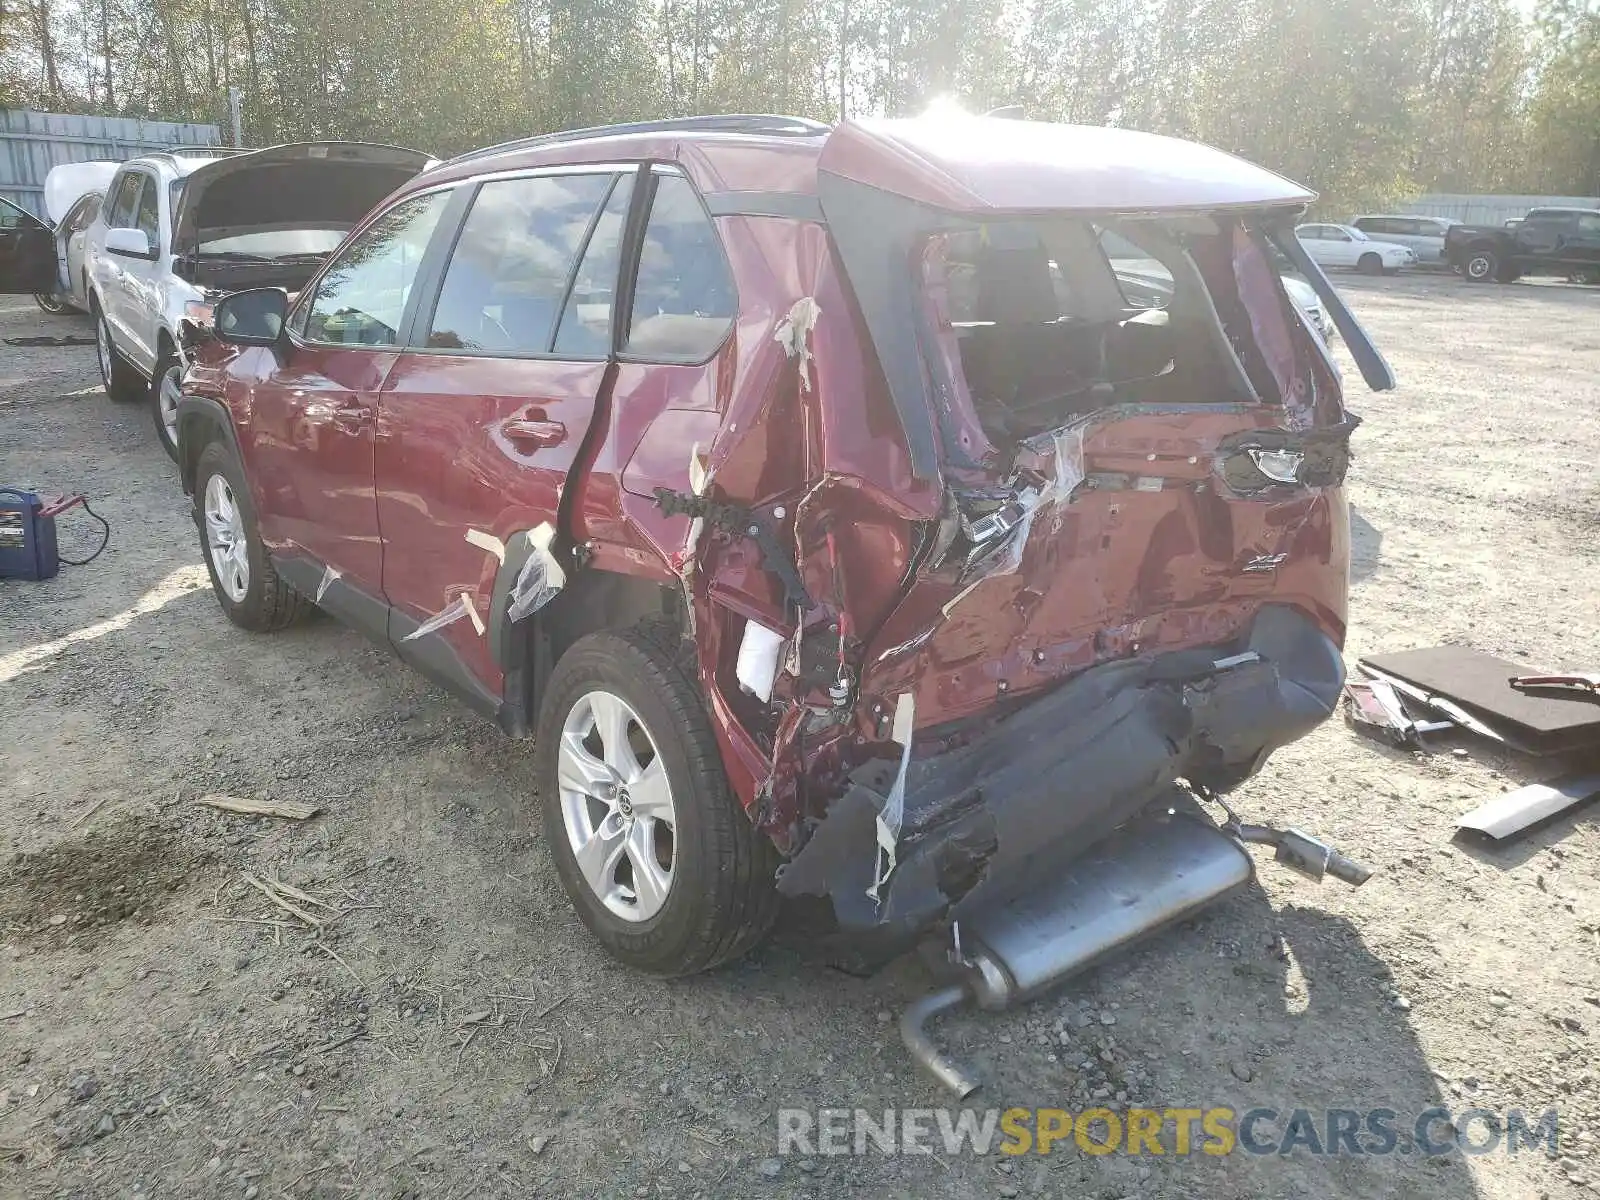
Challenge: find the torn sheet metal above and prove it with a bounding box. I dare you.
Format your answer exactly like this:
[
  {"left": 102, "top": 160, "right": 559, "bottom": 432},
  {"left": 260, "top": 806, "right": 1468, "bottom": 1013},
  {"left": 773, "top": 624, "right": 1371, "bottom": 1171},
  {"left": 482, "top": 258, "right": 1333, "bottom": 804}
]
[
  {"left": 507, "top": 523, "right": 567, "bottom": 623},
  {"left": 960, "top": 420, "right": 1086, "bottom": 583},
  {"left": 465, "top": 528, "right": 506, "bottom": 563},
  {"left": 402, "top": 593, "right": 484, "bottom": 641},
  {"left": 773, "top": 297, "right": 822, "bottom": 393},
  {"left": 1456, "top": 772, "right": 1600, "bottom": 839},
  {"left": 868, "top": 694, "right": 915, "bottom": 904},
  {"left": 315, "top": 565, "right": 341, "bottom": 604}
]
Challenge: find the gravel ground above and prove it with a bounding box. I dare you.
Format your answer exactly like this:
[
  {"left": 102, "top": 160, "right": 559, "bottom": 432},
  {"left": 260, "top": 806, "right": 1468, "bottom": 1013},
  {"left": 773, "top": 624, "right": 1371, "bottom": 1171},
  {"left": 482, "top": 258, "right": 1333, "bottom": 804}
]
[{"left": 1, "top": 277, "right": 1597, "bottom": 1200}]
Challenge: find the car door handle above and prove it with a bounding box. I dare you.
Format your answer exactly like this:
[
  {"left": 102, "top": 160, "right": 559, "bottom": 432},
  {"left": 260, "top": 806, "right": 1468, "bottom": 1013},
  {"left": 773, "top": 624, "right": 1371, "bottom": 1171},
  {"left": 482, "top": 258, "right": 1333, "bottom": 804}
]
[
  {"left": 503, "top": 417, "right": 566, "bottom": 449},
  {"left": 331, "top": 400, "right": 373, "bottom": 432}
]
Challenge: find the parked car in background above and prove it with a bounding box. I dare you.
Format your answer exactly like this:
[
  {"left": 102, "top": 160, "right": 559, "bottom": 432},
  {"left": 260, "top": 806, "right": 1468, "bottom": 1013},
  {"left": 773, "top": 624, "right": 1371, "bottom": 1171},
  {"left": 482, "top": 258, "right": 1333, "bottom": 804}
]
[
  {"left": 1295, "top": 223, "right": 1416, "bottom": 274},
  {"left": 1101, "top": 228, "right": 1334, "bottom": 341},
  {"left": 1351, "top": 214, "right": 1457, "bottom": 267},
  {"left": 1446, "top": 207, "right": 1600, "bottom": 284},
  {"left": 176, "top": 114, "right": 1390, "bottom": 994},
  {"left": 31, "top": 161, "right": 120, "bottom": 313},
  {"left": 0, "top": 142, "right": 432, "bottom": 460},
  {"left": 32, "top": 190, "right": 104, "bottom": 314}
]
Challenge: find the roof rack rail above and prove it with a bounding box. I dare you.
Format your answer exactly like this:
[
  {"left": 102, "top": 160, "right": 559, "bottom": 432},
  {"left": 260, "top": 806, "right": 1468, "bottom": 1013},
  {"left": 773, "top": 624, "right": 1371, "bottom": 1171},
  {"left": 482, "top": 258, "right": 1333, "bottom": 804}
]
[{"left": 441, "top": 114, "right": 831, "bottom": 168}]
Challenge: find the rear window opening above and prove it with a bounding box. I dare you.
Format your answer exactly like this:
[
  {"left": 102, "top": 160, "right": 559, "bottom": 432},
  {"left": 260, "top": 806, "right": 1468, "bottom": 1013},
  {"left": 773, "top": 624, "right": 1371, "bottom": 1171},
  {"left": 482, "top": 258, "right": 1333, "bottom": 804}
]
[{"left": 918, "top": 212, "right": 1330, "bottom": 461}]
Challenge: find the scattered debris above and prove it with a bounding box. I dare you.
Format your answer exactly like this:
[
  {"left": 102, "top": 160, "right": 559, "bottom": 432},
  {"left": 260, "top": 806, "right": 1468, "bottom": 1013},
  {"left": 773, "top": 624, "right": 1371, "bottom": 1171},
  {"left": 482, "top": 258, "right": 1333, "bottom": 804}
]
[
  {"left": 1456, "top": 772, "right": 1600, "bottom": 840},
  {"left": 241, "top": 873, "right": 328, "bottom": 928},
  {"left": 1358, "top": 664, "right": 1507, "bottom": 744},
  {"left": 1361, "top": 646, "right": 1600, "bottom": 754},
  {"left": 195, "top": 794, "right": 319, "bottom": 821},
  {"left": 1343, "top": 678, "right": 1452, "bottom": 748}
]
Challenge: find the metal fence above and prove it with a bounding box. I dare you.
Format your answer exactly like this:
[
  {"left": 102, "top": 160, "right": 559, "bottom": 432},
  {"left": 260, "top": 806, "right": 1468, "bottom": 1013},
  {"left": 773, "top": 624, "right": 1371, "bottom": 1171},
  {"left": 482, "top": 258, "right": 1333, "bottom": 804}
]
[
  {"left": 1, "top": 108, "right": 221, "bottom": 218},
  {"left": 1403, "top": 193, "right": 1600, "bottom": 226}
]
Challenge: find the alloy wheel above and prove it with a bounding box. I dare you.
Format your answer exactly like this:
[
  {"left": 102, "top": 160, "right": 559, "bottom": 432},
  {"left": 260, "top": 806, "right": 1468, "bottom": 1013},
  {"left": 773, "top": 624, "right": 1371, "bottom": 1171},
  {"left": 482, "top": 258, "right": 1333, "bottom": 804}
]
[
  {"left": 1466, "top": 255, "right": 1492, "bottom": 281},
  {"left": 158, "top": 364, "right": 183, "bottom": 449},
  {"left": 557, "top": 689, "right": 677, "bottom": 922},
  {"left": 204, "top": 473, "right": 250, "bottom": 602},
  {"left": 96, "top": 315, "right": 114, "bottom": 388}
]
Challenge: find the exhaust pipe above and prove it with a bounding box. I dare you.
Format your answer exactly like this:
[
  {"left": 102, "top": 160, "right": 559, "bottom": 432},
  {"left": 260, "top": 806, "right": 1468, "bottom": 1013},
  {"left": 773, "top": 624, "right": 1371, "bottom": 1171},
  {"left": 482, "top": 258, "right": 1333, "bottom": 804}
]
[
  {"left": 901, "top": 814, "right": 1253, "bottom": 1095},
  {"left": 1233, "top": 823, "right": 1373, "bottom": 887},
  {"left": 899, "top": 986, "right": 982, "bottom": 1099}
]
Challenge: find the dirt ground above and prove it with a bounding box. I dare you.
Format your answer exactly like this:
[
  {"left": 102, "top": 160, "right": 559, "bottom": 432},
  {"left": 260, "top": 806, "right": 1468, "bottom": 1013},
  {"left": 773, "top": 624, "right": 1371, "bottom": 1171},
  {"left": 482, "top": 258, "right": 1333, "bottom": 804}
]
[{"left": 1, "top": 276, "right": 1597, "bottom": 1200}]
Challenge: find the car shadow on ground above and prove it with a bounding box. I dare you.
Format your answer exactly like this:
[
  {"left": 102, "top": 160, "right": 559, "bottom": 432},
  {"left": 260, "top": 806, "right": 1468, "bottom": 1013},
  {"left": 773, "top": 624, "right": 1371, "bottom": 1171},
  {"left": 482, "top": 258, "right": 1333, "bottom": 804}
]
[{"left": 1350, "top": 502, "right": 1383, "bottom": 584}]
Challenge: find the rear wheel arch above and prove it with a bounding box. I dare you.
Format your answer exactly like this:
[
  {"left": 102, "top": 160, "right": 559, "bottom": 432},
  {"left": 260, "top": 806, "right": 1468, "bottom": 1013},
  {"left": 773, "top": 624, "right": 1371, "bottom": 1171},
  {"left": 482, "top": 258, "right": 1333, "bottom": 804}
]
[{"left": 494, "top": 560, "right": 681, "bottom": 737}]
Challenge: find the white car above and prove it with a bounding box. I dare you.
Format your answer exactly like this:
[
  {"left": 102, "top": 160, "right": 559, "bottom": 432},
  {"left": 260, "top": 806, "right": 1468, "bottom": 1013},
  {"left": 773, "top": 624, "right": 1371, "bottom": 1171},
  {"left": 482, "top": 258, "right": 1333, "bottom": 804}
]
[
  {"left": 1295, "top": 223, "right": 1415, "bottom": 275},
  {"left": 29, "top": 161, "right": 119, "bottom": 314},
  {"left": 59, "top": 143, "right": 429, "bottom": 461}
]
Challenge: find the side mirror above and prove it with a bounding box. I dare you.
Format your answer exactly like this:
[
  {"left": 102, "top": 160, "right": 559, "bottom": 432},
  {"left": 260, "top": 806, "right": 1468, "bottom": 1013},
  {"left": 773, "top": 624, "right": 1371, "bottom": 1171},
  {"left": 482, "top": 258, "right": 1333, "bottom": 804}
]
[
  {"left": 104, "top": 227, "right": 153, "bottom": 259},
  {"left": 213, "top": 288, "right": 289, "bottom": 347}
]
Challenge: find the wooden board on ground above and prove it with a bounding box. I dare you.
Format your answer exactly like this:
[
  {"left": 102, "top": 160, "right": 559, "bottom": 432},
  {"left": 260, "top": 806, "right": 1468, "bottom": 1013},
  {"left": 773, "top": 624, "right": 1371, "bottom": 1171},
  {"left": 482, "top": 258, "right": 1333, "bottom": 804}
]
[{"left": 194, "top": 794, "right": 320, "bottom": 820}]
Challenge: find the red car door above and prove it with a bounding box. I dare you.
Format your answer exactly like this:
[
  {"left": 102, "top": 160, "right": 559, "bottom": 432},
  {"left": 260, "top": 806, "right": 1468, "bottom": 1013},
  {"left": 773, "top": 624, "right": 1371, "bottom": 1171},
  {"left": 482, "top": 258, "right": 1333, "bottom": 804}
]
[
  {"left": 242, "top": 189, "right": 455, "bottom": 608},
  {"left": 376, "top": 169, "right": 634, "bottom": 711}
]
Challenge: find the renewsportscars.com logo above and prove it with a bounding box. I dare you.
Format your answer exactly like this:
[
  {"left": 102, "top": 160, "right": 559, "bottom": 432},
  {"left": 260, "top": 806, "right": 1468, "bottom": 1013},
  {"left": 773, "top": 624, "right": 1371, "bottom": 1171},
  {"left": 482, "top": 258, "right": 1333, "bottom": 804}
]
[{"left": 776, "top": 1106, "right": 1560, "bottom": 1158}]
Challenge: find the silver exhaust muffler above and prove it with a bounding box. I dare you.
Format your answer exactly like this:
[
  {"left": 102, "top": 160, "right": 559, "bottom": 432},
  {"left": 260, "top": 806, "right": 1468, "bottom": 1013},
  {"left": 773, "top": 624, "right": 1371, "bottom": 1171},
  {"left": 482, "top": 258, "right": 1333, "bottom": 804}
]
[
  {"left": 901, "top": 813, "right": 1253, "bottom": 1095},
  {"left": 900, "top": 809, "right": 1375, "bottom": 1095}
]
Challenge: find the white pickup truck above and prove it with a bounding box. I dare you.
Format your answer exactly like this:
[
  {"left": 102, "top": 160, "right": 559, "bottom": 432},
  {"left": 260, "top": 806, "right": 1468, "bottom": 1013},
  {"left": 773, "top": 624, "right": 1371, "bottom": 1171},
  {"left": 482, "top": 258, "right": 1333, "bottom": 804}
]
[{"left": 1, "top": 143, "right": 431, "bottom": 460}]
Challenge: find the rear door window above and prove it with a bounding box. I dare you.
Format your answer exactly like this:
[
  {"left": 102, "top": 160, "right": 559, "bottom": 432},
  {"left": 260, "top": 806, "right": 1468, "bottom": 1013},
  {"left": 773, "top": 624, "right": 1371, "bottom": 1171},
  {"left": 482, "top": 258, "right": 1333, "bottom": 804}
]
[
  {"left": 427, "top": 172, "right": 614, "bottom": 354},
  {"left": 622, "top": 174, "right": 736, "bottom": 361},
  {"left": 553, "top": 174, "right": 634, "bottom": 357},
  {"left": 301, "top": 190, "right": 451, "bottom": 346}
]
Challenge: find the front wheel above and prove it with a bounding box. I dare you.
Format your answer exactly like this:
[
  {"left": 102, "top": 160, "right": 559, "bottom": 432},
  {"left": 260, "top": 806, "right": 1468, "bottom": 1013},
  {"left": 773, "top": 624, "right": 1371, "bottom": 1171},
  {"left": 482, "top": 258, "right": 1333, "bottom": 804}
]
[
  {"left": 1357, "top": 253, "right": 1384, "bottom": 276},
  {"left": 1461, "top": 249, "right": 1498, "bottom": 283},
  {"left": 33, "top": 292, "right": 71, "bottom": 315},
  {"left": 151, "top": 352, "right": 183, "bottom": 463},
  {"left": 536, "top": 626, "right": 779, "bottom": 976},
  {"left": 193, "top": 440, "right": 313, "bottom": 632}
]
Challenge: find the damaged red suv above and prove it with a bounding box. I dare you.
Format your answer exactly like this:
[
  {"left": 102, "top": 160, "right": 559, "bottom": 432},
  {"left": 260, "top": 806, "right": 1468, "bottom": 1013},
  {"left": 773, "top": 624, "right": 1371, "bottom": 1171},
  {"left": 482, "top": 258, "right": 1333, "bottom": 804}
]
[{"left": 178, "top": 114, "right": 1391, "bottom": 1009}]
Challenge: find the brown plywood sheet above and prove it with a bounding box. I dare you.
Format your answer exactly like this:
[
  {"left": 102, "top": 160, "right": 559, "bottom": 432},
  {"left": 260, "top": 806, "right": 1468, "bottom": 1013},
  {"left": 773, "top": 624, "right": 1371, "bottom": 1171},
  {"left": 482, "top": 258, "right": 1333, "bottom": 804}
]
[{"left": 1359, "top": 645, "right": 1600, "bottom": 755}]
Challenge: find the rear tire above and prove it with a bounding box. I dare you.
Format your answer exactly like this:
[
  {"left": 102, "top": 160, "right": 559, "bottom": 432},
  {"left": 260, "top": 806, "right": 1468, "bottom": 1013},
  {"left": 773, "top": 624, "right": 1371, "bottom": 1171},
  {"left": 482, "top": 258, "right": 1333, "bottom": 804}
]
[
  {"left": 94, "top": 301, "right": 146, "bottom": 402},
  {"left": 536, "top": 624, "right": 780, "bottom": 976},
  {"left": 1357, "top": 253, "right": 1384, "bottom": 276},
  {"left": 194, "top": 440, "right": 312, "bottom": 632},
  {"left": 1461, "top": 248, "right": 1498, "bottom": 283},
  {"left": 151, "top": 351, "right": 183, "bottom": 463}
]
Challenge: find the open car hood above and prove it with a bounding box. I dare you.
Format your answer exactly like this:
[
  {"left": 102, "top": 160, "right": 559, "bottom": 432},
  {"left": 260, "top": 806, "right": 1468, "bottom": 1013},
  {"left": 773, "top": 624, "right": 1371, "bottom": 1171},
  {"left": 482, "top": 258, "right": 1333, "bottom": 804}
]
[
  {"left": 44, "top": 161, "right": 118, "bottom": 225},
  {"left": 172, "top": 142, "right": 431, "bottom": 256}
]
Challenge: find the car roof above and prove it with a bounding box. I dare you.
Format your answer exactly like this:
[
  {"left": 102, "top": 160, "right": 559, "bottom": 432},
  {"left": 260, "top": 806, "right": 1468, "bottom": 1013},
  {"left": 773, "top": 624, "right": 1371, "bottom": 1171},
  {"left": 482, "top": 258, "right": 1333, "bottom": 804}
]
[
  {"left": 120, "top": 147, "right": 246, "bottom": 179},
  {"left": 1525, "top": 206, "right": 1600, "bottom": 216},
  {"left": 411, "top": 113, "right": 1314, "bottom": 215}
]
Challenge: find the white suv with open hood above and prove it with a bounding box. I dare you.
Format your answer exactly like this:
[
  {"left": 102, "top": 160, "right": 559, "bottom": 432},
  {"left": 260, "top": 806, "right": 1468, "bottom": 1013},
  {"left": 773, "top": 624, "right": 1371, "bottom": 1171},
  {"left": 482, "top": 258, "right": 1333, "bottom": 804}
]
[{"left": 77, "top": 143, "right": 431, "bottom": 460}]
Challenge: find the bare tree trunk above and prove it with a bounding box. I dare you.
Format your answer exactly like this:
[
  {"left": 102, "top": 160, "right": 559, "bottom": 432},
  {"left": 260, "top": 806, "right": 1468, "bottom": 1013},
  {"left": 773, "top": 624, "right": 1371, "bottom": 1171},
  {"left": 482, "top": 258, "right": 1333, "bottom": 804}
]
[
  {"left": 663, "top": 0, "right": 677, "bottom": 109},
  {"left": 239, "top": 0, "right": 261, "bottom": 135},
  {"left": 101, "top": 0, "right": 116, "bottom": 108},
  {"left": 838, "top": 0, "right": 847, "bottom": 118},
  {"left": 36, "top": 0, "right": 62, "bottom": 99},
  {"left": 691, "top": 0, "right": 701, "bottom": 111}
]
